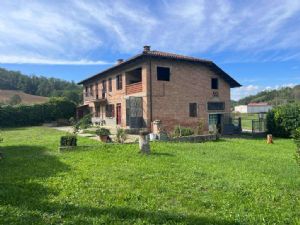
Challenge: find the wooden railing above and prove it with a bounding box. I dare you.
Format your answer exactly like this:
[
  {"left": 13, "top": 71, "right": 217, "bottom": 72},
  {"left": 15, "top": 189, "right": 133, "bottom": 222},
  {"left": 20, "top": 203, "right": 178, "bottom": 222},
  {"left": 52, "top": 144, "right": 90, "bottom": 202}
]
[{"left": 126, "top": 82, "right": 143, "bottom": 95}]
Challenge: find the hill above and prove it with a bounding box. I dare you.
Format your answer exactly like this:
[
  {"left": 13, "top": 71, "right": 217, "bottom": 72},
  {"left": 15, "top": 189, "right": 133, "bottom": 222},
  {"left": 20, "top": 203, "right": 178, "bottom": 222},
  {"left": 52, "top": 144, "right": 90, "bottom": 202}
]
[
  {"left": 0, "top": 90, "right": 48, "bottom": 105},
  {"left": 0, "top": 67, "right": 82, "bottom": 104},
  {"left": 236, "top": 85, "right": 300, "bottom": 106}
]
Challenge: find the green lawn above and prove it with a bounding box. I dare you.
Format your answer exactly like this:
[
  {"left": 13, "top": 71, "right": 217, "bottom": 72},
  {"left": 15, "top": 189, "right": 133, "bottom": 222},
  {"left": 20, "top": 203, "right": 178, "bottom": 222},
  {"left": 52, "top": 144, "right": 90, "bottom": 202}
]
[{"left": 0, "top": 127, "right": 299, "bottom": 225}]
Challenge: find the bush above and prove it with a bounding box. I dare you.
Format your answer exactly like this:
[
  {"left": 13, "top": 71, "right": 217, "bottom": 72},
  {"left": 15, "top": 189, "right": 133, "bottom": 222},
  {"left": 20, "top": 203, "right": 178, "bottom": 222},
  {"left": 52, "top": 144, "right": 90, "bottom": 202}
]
[
  {"left": 196, "top": 118, "right": 205, "bottom": 135},
  {"left": 95, "top": 128, "right": 110, "bottom": 136},
  {"left": 292, "top": 128, "right": 300, "bottom": 166},
  {"left": 116, "top": 128, "right": 127, "bottom": 143},
  {"left": 78, "top": 114, "right": 92, "bottom": 129},
  {"left": 266, "top": 103, "right": 300, "bottom": 137},
  {"left": 174, "top": 126, "right": 194, "bottom": 137},
  {"left": 0, "top": 97, "right": 76, "bottom": 127},
  {"left": 60, "top": 135, "right": 77, "bottom": 147}
]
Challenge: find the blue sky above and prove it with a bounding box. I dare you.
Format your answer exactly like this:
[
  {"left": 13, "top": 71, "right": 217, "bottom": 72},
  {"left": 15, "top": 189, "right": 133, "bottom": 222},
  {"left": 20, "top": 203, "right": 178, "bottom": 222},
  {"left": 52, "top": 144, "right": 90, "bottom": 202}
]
[{"left": 0, "top": 0, "right": 300, "bottom": 100}]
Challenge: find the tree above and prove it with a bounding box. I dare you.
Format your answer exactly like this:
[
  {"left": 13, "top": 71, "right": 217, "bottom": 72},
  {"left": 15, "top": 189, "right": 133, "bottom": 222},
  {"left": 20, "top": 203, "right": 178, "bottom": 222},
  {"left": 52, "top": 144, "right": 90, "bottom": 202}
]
[
  {"left": 8, "top": 94, "right": 22, "bottom": 105},
  {"left": 0, "top": 67, "right": 82, "bottom": 102},
  {"left": 294, "top": 85, "right": 300, "bottom": 102}
]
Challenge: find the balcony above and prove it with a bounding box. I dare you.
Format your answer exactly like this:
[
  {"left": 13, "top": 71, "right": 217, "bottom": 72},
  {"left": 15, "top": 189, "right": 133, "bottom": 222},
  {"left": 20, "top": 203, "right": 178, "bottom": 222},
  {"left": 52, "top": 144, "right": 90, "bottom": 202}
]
[
  {"left": 85, "top": 92, "right": 107, "bottom": 103},
  {"left": 126, "top": 82, "right": 143, "bottom": 95}
]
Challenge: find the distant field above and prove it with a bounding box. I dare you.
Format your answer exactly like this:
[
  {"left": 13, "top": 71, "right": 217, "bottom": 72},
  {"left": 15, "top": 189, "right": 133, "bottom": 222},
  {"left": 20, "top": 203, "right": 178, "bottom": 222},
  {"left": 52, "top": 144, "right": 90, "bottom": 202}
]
[{"left": 0, "top": 89, "right": 48, "bottom": 104}]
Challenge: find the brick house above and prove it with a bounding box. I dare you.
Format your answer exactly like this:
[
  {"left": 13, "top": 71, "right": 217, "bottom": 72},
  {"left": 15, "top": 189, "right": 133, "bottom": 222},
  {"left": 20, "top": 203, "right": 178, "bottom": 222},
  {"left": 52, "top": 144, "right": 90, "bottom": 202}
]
[{"left": 77, "top": 46, "right": 241, "bottom": 133}]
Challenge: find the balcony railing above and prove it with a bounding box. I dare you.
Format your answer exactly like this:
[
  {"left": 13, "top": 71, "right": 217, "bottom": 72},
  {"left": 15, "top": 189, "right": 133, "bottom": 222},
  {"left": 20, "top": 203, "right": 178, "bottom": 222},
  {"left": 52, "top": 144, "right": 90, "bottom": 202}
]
[
  {"left": 85, "top": 92, "right": 107, "bottom": 103},
  {"left": 126, "top": 82, "right": 142, "bottom": 95}
]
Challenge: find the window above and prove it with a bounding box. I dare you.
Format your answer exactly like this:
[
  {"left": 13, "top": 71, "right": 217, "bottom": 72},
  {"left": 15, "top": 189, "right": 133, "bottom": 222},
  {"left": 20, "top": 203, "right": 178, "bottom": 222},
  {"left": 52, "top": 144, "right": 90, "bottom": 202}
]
[
  {"left": 105, "top": 104, "right": 114, "bottom": 117},
  {"left": 157, "top": 66, "right": 170, "bottom": 81},
  {"left": 85, "top": 86, "right": 88, "bottom": 97},
  {"left": 89, "top": 85, "right": 93, "bottom": 96},
  {"left": 95, "top": 83, "right": 99, "bottom": 99},
  {"left": 209, "top": 114, "right": 218, "bottom": 125},
  {"left": 207, "top": 102, "right": 225, "bottom": 110},
  {"left": 108, "top": 78, "right": 112, "bottom": 92},
  {"left": 189, "top": 103, "right": 197, "bottom": 117},
  {"left": 102, "top": 80, "right": 107, "bottom": 93},
  {"left": 116, "top": 75, "right": 122, "bottom": 90},
  {"left": 211, "top": 78, "right": 218, "bottom": 89}
]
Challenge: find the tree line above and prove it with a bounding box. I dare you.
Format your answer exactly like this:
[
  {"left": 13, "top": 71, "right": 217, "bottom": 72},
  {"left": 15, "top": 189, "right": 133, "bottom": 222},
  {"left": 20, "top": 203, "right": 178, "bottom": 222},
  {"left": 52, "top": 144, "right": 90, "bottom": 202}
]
[
  {"left": 0, "top": 68, "right": 82, "bottom": 104},
  {"left": 233, "top": 85, "right": 300, "bottom": 106}
]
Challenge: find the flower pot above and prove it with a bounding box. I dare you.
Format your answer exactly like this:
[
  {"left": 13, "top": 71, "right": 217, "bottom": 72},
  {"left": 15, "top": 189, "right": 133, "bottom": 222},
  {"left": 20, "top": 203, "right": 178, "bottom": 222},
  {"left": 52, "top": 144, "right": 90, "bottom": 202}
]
[{"left": 99, "top": 135, "right": 108, "bottom": 143}]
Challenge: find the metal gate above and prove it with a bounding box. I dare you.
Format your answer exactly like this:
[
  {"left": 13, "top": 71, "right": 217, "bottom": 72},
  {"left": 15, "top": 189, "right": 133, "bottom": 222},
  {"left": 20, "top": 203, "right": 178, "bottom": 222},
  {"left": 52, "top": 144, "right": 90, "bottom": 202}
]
[
  {"left": 252, "top": 118, "right": 266, "bottom": 133},
  {"left": 126, "top": 97, "right": 145, "bottom": 128}
]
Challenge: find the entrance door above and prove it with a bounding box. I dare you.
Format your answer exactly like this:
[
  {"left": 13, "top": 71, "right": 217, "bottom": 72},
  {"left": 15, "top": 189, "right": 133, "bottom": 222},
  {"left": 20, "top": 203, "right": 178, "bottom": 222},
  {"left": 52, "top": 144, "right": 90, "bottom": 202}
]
[
  {"left": 209, "top": 114, "right": 222, "bottom": 133},
  {"left": 116, "top": 103, "right": 121, "bottom": 125}
]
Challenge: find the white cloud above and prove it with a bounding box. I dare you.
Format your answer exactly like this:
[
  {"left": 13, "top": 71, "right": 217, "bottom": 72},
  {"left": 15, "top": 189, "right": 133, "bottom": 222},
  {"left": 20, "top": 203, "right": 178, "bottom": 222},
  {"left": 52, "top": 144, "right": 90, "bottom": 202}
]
[
  {"left": 0, "top": 55, "right": 110, "bottom": 65},
  {"left": 0, "top": 0, "right": 300, "bottom": 64},
  {"left": 231, "top": 85, "right": 260, "bottom": 100}
]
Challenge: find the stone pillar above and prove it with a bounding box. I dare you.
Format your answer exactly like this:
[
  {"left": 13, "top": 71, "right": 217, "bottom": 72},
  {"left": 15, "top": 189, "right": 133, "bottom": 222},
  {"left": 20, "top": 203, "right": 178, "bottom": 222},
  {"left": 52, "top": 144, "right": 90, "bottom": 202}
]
[
  {"left": 152, "top": 120, "right": 162, "bottom": 135},
  {"left": 139, "top": 130, "right": 150, "bottom": 154}
]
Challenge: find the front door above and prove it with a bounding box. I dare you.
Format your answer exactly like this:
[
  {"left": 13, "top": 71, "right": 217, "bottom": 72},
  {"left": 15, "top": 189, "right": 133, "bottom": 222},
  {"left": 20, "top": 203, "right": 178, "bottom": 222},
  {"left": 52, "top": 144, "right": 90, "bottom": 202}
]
[
  {"left": 209, "top": 114, "right": 222, "bottom": 133},
  {"left": 116, "top": 103, "right": 121, "bottom": 125}
]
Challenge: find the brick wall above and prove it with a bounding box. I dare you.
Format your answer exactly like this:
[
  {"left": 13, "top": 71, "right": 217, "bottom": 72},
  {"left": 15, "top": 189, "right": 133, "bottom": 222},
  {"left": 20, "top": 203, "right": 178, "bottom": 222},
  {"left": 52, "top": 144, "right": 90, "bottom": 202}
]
[
  {"left": 149, "top": 59, "right": 231, "bottom": 132},
  {"left": 82, "top": 58, "right": 232, "bottom": 132}
]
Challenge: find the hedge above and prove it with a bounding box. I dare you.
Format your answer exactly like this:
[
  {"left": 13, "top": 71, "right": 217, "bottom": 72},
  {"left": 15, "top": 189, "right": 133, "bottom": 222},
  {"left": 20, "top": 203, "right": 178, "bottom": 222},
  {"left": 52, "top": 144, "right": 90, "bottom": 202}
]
[
  {"left": 266, "top": 103, "right": 300, "bottom": 137},
  {"left": 0, "top": 98, "right": 76, "bottom": 127}
]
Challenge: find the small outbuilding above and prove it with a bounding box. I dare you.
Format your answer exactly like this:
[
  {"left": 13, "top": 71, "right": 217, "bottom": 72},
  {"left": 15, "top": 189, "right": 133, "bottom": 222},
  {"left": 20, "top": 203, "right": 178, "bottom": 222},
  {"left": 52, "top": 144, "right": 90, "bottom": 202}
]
[{"left": 234, "top": 102, "right": 272, "bottom": 113}]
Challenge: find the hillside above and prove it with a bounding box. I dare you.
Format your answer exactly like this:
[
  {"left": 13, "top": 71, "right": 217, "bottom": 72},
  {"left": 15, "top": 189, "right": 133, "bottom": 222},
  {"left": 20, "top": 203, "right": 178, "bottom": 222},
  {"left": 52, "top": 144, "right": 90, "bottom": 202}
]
[
  {"left": 0, "top": 90, "right": 48, "bottom": 104},
  {"left": 0, "top": 67, "right": 82, "bottom": 104},
  {"left": 236, "top": 85, "right": 300, "bottom": 106}
]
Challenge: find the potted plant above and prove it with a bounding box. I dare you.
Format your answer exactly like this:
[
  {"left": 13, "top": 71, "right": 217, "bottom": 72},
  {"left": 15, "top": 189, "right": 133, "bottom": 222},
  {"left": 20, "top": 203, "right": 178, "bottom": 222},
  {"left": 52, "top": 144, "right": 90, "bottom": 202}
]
[{"left": 96, "top": 128, "right": 111, "bottom": 142}]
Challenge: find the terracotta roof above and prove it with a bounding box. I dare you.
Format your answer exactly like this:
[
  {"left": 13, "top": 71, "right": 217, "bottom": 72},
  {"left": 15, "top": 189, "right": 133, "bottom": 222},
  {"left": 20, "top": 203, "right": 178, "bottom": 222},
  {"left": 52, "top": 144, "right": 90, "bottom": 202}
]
[
  {"left": 78, "top": 49, "right": 241, "bottom": 88},
  {"left": 143, "top": 50, "right": 212, "bottom": 63},
  {"left": 248, "top": 102, "right": 269, "bottom": 106}
]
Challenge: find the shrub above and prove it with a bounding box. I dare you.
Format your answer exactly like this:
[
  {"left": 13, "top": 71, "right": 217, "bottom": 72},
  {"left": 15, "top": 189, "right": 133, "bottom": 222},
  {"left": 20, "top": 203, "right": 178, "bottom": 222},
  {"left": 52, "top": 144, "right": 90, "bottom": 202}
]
[
  {"left": 266, "top": 103, "right": 300, "bottom": 137},
  {"left": 95, "top": 128, "right": 111, "bottom": 136},
  {"left": 0, "top": 97, "right": 76, "bottom": 127},
  {"left": 116, "top": 128, "right": 127, "bottom": 143},
  {"left": 196, "top": 118, "right": 205, "bottom": 135},
  {"left": 174, "top": 126, "right": 194, "bottom": 137},
  {"left": 293, "top": 128, "right": 300, "bottom": 166},
  {"left": 69, "top": 117, "right": 80, "bottom": 134},
  {"left": 60, "top": 135, "right": 77, "bottom": 147},
  {"left": 78, "top": 114, "right": 92, "bottom": 129}
]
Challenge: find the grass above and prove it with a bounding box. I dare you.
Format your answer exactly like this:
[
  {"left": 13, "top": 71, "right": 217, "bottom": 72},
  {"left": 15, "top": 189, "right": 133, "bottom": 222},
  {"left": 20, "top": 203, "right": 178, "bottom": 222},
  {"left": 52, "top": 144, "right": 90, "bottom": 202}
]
[{"left": 0, "top": 127, "right": 299, "bottom": 225}]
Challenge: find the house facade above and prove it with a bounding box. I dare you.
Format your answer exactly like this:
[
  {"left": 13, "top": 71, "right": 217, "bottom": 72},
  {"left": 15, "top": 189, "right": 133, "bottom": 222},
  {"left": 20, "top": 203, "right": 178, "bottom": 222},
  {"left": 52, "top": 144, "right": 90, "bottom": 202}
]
[{"left": 77, "top": 46, "right": 241, "bottom": 132}]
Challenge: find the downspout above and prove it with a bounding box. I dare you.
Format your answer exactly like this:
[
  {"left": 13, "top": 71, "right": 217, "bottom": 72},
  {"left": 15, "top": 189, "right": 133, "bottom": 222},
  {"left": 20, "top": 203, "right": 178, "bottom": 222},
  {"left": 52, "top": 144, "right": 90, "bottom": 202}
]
[{"left": 149, "top": 57, "right": 153, "bottom": 130}]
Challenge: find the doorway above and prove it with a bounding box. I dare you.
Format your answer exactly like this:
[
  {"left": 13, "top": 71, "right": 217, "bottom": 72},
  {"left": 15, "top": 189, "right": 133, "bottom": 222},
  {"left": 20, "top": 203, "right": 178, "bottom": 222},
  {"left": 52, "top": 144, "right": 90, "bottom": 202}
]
[
  {"left": 116, "top": 103, "right": 121, "bottom": 125},
  {"left": 209, "top": 114, "right": 222, "bottom": 133}
]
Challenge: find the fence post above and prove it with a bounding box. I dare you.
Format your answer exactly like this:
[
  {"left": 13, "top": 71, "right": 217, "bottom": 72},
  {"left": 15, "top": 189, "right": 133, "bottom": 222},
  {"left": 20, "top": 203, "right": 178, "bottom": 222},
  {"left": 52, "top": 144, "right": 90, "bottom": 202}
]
[{"left": 238, "top": 117, "right": 242, "bottom": 132}]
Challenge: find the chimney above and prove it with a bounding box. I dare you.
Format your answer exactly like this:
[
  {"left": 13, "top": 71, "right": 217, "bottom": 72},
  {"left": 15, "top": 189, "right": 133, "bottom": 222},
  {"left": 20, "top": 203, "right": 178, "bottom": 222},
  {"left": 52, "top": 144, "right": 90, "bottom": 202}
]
[
  {"left": 116, "top": 59, "right": 124, "bottom": 65},
  {"left": 143, "top": 45, "right": 151, "bottom": 52}
]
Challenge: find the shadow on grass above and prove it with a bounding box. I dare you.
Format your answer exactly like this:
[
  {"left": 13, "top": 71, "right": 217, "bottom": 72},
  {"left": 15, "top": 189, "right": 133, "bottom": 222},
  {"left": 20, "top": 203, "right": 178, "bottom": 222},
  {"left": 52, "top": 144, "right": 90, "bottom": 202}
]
[
  {"left": 150, "top": 152, "right": 175, "bottom": 157},
  {"left": 0, "top": 182, "right": 239, "bottom": 225},
  {"left": 0, "top": 145, "right": 238, "bottom": 225}
]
